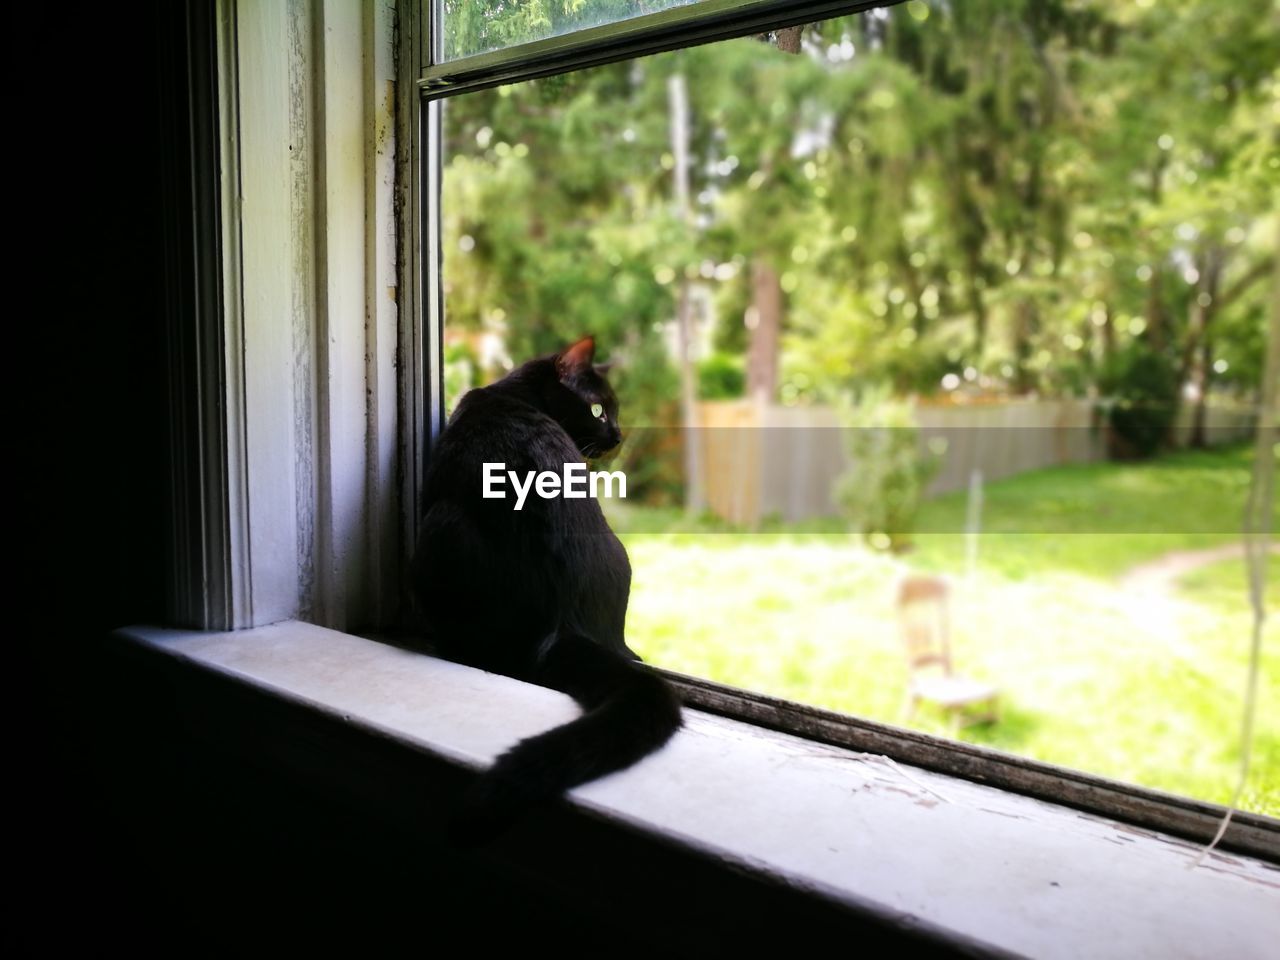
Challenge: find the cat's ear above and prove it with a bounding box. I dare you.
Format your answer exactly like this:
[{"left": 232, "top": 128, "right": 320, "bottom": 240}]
[{"left": 556, "top": 336, "right": 595, "bottom": 380}]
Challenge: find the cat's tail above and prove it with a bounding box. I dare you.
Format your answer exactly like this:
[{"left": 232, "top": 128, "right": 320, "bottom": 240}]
[{"left": 451, "top": 631, "right": 682, "bottom": 844}]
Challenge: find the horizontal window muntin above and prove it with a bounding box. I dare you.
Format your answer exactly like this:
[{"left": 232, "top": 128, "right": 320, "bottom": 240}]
[{"left": 424, "top": 1, "right": 903, "bottom": 94}]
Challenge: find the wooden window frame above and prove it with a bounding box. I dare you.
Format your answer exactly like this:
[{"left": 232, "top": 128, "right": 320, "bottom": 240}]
[{"left": 165, "top": 0, "right": 1276, "bottom": 862}]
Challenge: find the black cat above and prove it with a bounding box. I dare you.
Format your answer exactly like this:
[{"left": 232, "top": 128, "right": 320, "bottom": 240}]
[{"left": 411, "top": 336, "right": 682, "bottom": 839}]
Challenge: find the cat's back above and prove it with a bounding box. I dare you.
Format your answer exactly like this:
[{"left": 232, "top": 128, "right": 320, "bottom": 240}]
[
  {"left": 426, "top": 382, "right": 578, "bottom": 498},
  {"left": 414, "top": 342, "right": 638, "bottom": 666}
]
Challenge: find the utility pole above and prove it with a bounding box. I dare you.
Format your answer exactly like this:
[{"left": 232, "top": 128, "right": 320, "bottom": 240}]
[{"left": 669, "top": 73, "right": 705, "bottom": 514}]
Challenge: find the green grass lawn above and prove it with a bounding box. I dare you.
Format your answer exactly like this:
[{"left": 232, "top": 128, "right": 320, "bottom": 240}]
[{"left": 608, "top": 444, "right": 1279, "bottom": 816}]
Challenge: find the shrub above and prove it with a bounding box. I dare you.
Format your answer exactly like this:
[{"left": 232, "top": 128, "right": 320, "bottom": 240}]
[
  {"left": 833, "top": 384, "right": 941, "bottom": 552},
  {"left": 1097, "top": 342, "right": 1179, "bottom": 458},
  {"left": 698, "top": 351, "right": 746, "bottom": 400},
  {"left": 611, "top": 340, "right": 685, "bottom": 505}
]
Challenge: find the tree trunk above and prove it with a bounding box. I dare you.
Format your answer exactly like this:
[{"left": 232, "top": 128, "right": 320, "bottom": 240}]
[
  {"left": 1099, "top": 301, "right": 1114, "bottom": 364},
  {"left": 1145, "top": 267, "right": 1167, "bottom": 352},
  {"left": 959, "top": 235, "right": 987, "bottom": 356},
  {"left": 774, "top": 25, "right": 803, "bottom": 54},
  {"left": 742, "top": 24, "right": 803, "bottom": 405},
  {"left": 1190, "top": 333, "right": 1213, "bottom": 448},
  {"left": 668, "top": 73, "right": 704, "bottom": 513},
  {"left": 1084, "top": 302, "right": 1110, "bottom": 393},
  {"left": 969, "top": 282, "right": 988, "bottom": 358},
  {"left": 1180, "top": 249, "right": 1223, "bottom": 448},
  {"left": 1143, "top": 159, "right": 1168, "bottom": 351},
  {"left": 1012, "top": 298, "right": 1039, "bottom": 394},
  {"left": 896, "top": 239, "right": 926, "bottom": 336},
  {"left": 746, "top": 258, "right": 782, "bottom": 402}
]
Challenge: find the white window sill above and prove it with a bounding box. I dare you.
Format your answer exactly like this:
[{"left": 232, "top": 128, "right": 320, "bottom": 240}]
[{"left": 115, "top": 621, "right": 1278, "bottom": 958}]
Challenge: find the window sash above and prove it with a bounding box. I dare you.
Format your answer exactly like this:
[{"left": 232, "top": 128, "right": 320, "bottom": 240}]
[
  {"left": 406, "top": 0, "right": 1279, "bottom": 862},
  {"left": 420, "top": 0, "right": 900, "bottom": 95}
]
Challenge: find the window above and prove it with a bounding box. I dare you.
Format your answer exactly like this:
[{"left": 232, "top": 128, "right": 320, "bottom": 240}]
[
  {"left": 412, "top": 0, "right": 1278, "bottom": 852},
  {"left": 104, "top": 0, "right": 1277, "bottom": 949},
  {"left": 166, "top": 0, "right": 1274, "bottom": 867}
]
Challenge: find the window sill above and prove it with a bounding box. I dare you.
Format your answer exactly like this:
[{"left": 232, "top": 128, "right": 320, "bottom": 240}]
[{"left": 112, "top": 621, "right": 1277, "bottom": 957}]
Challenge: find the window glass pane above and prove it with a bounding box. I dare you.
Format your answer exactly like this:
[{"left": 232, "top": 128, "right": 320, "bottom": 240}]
[
  {"left": 438, "top": 1, "right": 1278, "bottom": 815},
  {"left": 441, "top": 0, "right": 706, "bottom": 61}
]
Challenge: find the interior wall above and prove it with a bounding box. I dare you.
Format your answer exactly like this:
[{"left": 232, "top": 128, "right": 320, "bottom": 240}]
[
  {"left": 22, "top": 4, "right": 598, "bottom": 947},
  {"left": 26, "top": 1, "right": 195, "bottom": 946}
]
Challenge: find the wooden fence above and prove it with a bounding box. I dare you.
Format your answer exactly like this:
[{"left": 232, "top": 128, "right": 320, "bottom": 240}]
[{"left": 698, "top": 397, "right": 1256, "bottom": 525}]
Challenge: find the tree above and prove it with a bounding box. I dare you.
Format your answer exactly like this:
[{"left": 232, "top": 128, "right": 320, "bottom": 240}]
[{"left": 439, "top": 0, "right": 1279, "bottom": 455}]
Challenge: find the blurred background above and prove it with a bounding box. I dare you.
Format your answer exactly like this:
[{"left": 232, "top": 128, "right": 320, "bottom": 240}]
[{"left": 440, "top": 0, "right": 1278, "bottom": 813}]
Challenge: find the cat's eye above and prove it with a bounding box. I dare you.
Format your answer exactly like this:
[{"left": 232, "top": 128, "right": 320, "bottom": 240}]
[{"left": 590, "top": 403, "right": 604, "bottom": 419}]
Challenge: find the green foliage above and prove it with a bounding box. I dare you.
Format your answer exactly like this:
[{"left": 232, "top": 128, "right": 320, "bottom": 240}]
[
  {"left": 1098, "top": 341, "right": 1180, "bottom": 458},
  {"left": 697, "top": 352, "right": 745, "bottom": 399},
  {"left": 610, "top": 335, "right": 685, "bottom": 504},
  {"left": 442, "top": 1, "right": 700, "bottom": 60},
  {"left": 612, "top": 445, "right": 1278, "bottom": 814},
  {"left": 1211, "top": 270, "right": 1270, "bottom": 391},
  {"left": 1178, "top": 555, "right": 1280, "bottom": 614},
  {"left": 443, "top": 341, "right": 477, "bottom": 418},
  {"left": 833, "top": 385, "right": 940, "bottom": 550},
  {"left": 441, "top": 58, "right": 683, "bottom": 479},
  {"left": 441, "top": 0, "right": 1276, "bottom": 454}
]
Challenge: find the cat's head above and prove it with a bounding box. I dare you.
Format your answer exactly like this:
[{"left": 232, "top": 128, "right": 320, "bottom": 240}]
[{"left": 549, "top": 336, "right": 622, "bottom": 459}]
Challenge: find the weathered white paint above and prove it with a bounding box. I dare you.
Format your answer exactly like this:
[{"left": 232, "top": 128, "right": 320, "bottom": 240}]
[
  {"left": 123, "top": 622, "right": 1280, "bottom": 960},
  {"left": 286, "top": 0, "right": 318, "bottom": 619},
  {"left": 236, "top": 0, "right": 305, "bottom": 625},
  {"left": 214, "top": 0, "right": 253, "bottom": 629},
  {"left": 365, "top": 0, "right": 400, "bottom": 627},
  {"left": 395, "top": 0, "right": 427, "bottom": 573},
  {"left": 216, "top": 0, "right": 400, "bottom": 629},
  {"left": 315, "top": 0, "right": 371, "bottom": 629}
]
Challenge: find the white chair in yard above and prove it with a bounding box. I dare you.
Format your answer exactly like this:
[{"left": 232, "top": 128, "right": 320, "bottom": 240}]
[{"left": 897, "top": 574, "right": 999, "bottom": 729}]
